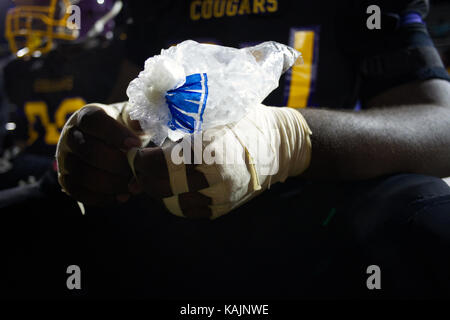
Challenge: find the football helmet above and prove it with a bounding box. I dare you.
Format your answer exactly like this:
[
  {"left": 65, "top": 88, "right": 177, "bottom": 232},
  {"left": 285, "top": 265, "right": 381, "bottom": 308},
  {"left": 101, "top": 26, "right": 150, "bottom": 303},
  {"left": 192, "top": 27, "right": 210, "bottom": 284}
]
[{"left": 5, "top": 0, "right": 122, "bottom": 58}]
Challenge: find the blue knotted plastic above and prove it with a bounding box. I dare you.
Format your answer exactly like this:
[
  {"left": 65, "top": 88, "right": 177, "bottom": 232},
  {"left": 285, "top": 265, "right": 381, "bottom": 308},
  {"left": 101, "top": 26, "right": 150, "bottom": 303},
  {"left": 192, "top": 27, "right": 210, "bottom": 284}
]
[{"left": 165, "top": 73, "right": 208, "bottom": 134}]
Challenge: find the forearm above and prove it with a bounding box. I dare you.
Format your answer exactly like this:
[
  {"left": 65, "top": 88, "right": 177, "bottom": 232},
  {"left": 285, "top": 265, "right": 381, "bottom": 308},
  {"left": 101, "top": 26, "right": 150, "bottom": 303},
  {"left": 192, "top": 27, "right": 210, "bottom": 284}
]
[{"left": 298, "top": 80, "right": 450, "bottom": 180}]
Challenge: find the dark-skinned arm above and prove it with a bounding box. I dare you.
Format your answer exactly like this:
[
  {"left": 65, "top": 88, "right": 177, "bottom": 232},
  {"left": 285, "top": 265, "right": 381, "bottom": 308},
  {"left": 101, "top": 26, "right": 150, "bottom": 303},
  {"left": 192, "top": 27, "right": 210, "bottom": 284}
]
[{"left": 299, "top": 79, "right": 450, "bottom": 180}]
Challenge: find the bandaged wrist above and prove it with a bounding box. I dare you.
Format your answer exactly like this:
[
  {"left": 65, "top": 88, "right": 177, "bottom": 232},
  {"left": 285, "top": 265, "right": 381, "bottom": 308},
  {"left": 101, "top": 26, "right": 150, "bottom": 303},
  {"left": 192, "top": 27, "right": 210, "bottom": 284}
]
[
  {"left": 269, "top": 105, "right": 313, "bottom": 182},
  {"left": 157, "top": 104, "right": 312, "bottom": 219}
]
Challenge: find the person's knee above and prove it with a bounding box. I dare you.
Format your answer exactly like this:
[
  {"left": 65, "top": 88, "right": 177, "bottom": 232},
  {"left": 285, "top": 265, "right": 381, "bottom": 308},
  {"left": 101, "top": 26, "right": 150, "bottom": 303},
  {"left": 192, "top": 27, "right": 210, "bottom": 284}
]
[
  {"left": 349, "top": 174, "right": 450, "bottom": 241},
  {"left": 344, "top": 174, "right": 450, "bottom": 297}
]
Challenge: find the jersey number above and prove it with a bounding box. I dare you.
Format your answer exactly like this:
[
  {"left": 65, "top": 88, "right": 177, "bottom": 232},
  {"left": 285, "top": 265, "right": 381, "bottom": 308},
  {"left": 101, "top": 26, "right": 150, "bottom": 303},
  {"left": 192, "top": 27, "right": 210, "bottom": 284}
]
[
  {"left": 24, "top": 97, "right": 86, "bottom": 145},
  {"left": 286, "top": 27, "right": 319, "bottom": 108}
]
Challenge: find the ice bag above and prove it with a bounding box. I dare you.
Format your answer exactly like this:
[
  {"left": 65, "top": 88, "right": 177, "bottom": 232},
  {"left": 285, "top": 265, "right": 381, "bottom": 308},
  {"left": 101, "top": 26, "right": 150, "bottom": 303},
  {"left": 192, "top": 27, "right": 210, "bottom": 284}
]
[{"left": 126, "top": 40, "right": 301, "bottom": 145}]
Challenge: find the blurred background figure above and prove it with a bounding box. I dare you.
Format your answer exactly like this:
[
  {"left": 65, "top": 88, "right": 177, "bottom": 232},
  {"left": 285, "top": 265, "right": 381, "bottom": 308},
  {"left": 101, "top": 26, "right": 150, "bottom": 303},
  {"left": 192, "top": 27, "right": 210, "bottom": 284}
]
[
  {"left": 0, "top": 0, "right": 13, "bottom": 157},
  {"left": 0, "top": 0, "right": 139, "bottom": 299},
  {"left": 0, "top": 0, "right": 137, "bottom": 190}
]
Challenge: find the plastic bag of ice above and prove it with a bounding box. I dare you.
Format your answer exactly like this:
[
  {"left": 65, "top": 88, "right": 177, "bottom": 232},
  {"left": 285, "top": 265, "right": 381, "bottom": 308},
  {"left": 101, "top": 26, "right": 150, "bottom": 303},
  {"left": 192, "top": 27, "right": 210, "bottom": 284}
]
[{"left": 126, "top": 40, "right": 302, "bottom": 145}]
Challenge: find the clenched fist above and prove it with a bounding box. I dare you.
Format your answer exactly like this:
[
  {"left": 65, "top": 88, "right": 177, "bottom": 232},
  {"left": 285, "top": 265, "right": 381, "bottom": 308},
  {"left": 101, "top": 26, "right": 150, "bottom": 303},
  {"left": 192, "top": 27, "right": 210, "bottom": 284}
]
[
  {"left": 57, "top": 103, "right": 312, "bottom": 220},
  {"left": 56, "top": 103, "right": 142, "bottom": 206},
  {"left": 56, "top": 102, "right": 211, "bottom": 216}
]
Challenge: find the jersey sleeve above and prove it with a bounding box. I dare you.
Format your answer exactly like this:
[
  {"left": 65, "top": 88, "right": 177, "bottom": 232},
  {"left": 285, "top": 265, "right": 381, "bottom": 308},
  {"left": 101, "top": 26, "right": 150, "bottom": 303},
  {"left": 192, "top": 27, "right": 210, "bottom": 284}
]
[{"left": 340, "top": 0, "right": 450, "bottom": 104}]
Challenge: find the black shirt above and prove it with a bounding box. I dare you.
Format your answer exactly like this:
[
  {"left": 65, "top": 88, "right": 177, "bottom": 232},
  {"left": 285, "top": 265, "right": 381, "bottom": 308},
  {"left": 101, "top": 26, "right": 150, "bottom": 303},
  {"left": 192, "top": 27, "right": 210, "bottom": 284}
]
[{"left": 125, "top": 0, "right": 449, "bottom": 109}]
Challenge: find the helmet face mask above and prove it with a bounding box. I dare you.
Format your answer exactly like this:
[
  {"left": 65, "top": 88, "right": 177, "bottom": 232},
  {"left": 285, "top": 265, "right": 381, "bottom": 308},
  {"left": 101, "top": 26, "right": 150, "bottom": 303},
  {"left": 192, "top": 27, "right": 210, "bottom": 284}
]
[
  {"left": 5, "top": 0, "right": 122, "bottom": 58},
  {"left": 5, "top": 0, "right": 79, "bottom": 57}
]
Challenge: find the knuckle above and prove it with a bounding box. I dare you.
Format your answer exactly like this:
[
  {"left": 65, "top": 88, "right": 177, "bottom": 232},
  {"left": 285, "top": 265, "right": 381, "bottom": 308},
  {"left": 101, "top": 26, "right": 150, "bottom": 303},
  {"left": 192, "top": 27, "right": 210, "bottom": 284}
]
[
  {"left": 76, "top": 105, "right": 105, "bottom": 128},
  {"left": 66, "top": 128, "right": 85, "bottom": 152},
  {"left": 67, "top": 129, "right": 127, "bottom": 175},
  {"left": 79, "top": 139, "right": 102, "bottom": 165}
]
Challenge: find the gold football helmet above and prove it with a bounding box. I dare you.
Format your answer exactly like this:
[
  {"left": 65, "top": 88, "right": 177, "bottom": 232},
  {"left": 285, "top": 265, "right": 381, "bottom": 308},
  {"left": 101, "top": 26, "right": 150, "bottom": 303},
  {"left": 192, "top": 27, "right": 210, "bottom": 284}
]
[{"left": 5, "top": 0, "right": 79, "bottom": 57}]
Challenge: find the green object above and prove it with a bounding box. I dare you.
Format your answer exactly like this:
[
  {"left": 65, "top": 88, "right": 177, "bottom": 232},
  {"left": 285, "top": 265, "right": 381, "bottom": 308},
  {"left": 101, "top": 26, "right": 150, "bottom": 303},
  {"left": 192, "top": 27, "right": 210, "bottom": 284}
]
[{"left": 322, "top": 208, "right": 336, "bottom": 227}]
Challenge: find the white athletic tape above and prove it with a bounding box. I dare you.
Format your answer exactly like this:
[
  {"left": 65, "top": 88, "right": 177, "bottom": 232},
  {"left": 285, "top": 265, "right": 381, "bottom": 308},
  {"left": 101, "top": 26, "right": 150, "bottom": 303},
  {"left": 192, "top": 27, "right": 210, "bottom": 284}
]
[
  {"left": 126, "top": 143, "right": 187, "bottom": 217},
  {"left": 127, "top": 147, "right": 139, "bottom": 179},
  {"left": 163, "top": 195, "right": 184, "bottom": 217},
  {"left": 160, "top": 104, "right": 312, "bottom": 219},
  {"left": 162, "top": 145, "right": 189, "bottom": 195}
]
